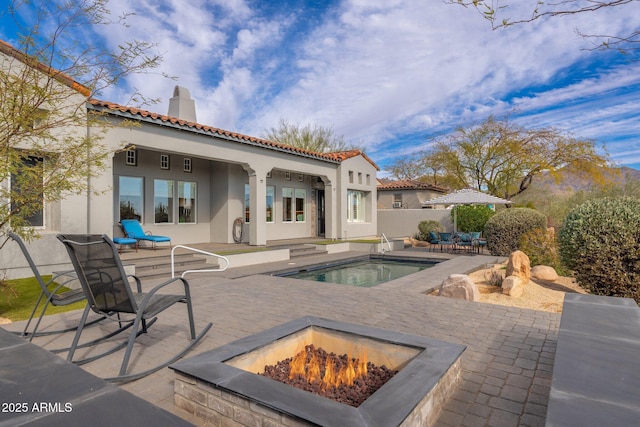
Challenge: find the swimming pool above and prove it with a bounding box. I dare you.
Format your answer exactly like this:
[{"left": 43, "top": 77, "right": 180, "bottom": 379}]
[{"left": 276, "top": 257, "right": 436, "bottom": 287}]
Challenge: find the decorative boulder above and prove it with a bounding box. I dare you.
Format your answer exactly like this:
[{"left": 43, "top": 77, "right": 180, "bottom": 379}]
[
  {"left": 439, "top": 274, "right": 480, "bottom": 301},
  {"left": 502, "top": 275, "right": 524, "bottom": 298},
  {"left": 531, "top": 265, "right": 559, "bottom": 281},
  {"left": 506, "top": 250, "right": 531, "bottom": 283}
]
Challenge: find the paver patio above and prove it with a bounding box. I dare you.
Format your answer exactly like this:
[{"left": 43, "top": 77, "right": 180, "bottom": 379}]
[{"left": 2, "top": 250, "right": 560, "bottom": 426}]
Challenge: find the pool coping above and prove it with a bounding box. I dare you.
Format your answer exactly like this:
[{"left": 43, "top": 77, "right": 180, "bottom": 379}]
[
  {"left": 261, "top": 252, "right": 503, "bottom": 295},
  {"left": 375, "top": 254, "right": 503, "bottom": 294}
]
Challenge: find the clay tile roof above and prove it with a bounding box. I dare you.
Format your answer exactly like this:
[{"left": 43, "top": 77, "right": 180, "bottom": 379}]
[
  {"left": 324, "top": 150, "right": 379, "bottom": 170},
  {"left": 0, "top": 39, "right": 91, "bottom": 97},
  {"left": 377, "top": 179, "right": 448, "bottom": 193},
  {"left": 88, "top": 99, "right": 379, "bottom": 169}
]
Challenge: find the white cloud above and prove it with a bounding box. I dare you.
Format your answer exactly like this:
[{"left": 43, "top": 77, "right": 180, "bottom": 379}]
[{"left": 68, "top": 0, "right": 639, "bottom": 168}]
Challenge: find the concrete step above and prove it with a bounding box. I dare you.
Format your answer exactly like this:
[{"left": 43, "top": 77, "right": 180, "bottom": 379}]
[
  {"left": 135, "top": 261, "right": 214, "bottom": 280},
  {"left": 129, "top": 254, "right": 217, "bottom": 280},
  {"left": 289, "top": 245, "right": 328, "bottom": 259}
]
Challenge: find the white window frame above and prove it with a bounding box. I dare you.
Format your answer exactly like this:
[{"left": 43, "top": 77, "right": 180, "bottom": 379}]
[
  {"left": 347, "top": 190, "right": 366, "bottom": 223},
  {"left": 244, "top": 184, "right": 250, "bottom": 223},
  {"left": 119, "top": 176, "right": 144, "bottom": 222},
  {"left": 282, "top": 187, "right": 293, "bottom": 222},
  {"left": 154, "top": 179, "right": 174, "bottom": 224},
  {"left": 295, "top": 189, "right": 306, "bottom": 222},
  {"left": 125, "top": 149, "right": 137, "bottom": 166},
  {"left": 178, "top": 181, "right": 197, "bottom": 223},
  {"left": 10, "top": 156, "right": 45, "bottom": 228},
  {"left": 266, "top": 185, "right": 275, "bottom": 223},
  {"left": 160, "top": 154, "right": 170, "bottom": 170},
  {"left": 183, "top": 157, "right": 192, "bottom": 173}
]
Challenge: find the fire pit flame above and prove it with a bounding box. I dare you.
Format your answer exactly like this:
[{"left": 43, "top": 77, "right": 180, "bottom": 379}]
[{"left": 287, "top": 344, "right": 368, "bottom": 389}]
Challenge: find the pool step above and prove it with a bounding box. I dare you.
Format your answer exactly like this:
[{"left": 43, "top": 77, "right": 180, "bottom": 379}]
[{"left": 289, "top": 244, "right": 328, "bottom": 259}]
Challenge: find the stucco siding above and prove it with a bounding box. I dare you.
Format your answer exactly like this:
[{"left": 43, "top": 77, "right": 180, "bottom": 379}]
[{"left": 377, "top": 209, "right": 452, "bottom": 238}]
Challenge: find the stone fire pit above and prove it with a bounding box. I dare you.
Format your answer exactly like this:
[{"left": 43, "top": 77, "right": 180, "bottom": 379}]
[{"left": 170, "top": 317, "right": 465, "bottom": 427}]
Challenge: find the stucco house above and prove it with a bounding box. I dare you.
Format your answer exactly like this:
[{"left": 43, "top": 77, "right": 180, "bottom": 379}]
[
  {"left": 377, "top": 179, "right": 448, "bottom": 209},
  {"left": 1, "top": 40, "right": 379, "bottom": 278}
]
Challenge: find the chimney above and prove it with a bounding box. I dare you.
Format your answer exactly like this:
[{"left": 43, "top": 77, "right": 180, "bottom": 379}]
[{"left": 168, "top": 85, "right": 197, "bottom": 122}]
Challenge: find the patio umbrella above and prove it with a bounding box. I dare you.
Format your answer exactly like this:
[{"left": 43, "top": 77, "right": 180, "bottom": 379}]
[{"left": 422, "top": 188, "right": 512, "bottom": 232}]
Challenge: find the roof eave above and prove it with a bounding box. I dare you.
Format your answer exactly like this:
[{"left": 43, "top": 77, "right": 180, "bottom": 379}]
[{"left": 87, "top": 102, "right": 341, "bottom": 164}]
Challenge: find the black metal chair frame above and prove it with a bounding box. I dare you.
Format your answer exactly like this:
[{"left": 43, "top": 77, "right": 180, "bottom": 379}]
[
  {"left": 57, "top": 234, "right": 211, "bottom": 383},
  {"left": 7, "top": 232, "right": 106, "bottom": 340}
]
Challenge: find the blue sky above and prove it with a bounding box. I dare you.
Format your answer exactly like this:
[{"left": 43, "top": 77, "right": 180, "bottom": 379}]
[{"left": 2, "top": 0, "right": 639, "bottom": 176}]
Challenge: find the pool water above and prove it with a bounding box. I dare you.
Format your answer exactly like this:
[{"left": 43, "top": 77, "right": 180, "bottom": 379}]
[{"left": 280, "top": 258, "right": 435, "bottom": 287}]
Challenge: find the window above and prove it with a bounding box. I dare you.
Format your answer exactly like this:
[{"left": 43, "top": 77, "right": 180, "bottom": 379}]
[
  {"left": 282, "top": 188, "right": 293, "bottom": 222},
  {"left": 393, "top": 193, "right": 403, "bottom": 208},
  {"left": 160, "top": 154, "right": 170, "bottom": 170},
  {"left": 125, "top": 149, "right": 137, "bottom": 166},
  {"left": 154, "top": 179, "right": 174, "bottom": 223},
  {"left": 11, "top": 156, "right": 44, "bottom": 227},
  {"left": 347, "top": 190, "right": 366, "bottom": 222},
  {"left": 348, "top": 171, "right": 354, "bottom": 183},
  {"left": 298, "top": 174, "right": 304, "bottom": 182},
  {"left": 266, "top": 186, "right": 275, "bottom": 223},
  {"left": 32, "top": 108, "right": 49, "bottom": 130},
  {"left": 184, "top": 158, "right": 192, "bottom": 173},
  {"left": 366, "top": 174, "right": 371, "bottom": 186},
  {"left": 178, "top": 181, "right": 196, "bottom": 223},
  {"left": 358, "top": 172, "right": 362, "bottom": 184},
  {"left": 285, "top": 171, "right": 291, "bottom": 181},
  {"left": 246, "top": 185, "right": 276, "bottom": 223},
  {"left": 244, "top": 184, "right": 250, "bottom": 223},
  {"left": 295, "top": 189, "right": 306, "bottom": 222},
  {"left": 119, "top": 176, "right": 143, "bottom": 221}
]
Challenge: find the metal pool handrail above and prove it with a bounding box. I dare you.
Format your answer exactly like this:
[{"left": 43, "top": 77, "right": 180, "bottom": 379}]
[
  {"left": 171, "top": 245, "right": 230, "bottom": 278},
  {"left": 380, "top": 233, "right": 392, "bottom": 254}
]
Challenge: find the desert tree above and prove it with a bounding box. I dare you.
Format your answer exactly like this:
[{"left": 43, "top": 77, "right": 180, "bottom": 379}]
[
  {"left": 426, "top": 116, "right": 611, "bottom": 200},
  {"left": 263, "top": 118, "right": 361, "bottom": 153},
  {"left": 387, "top": 150, "right": 458, "bottom": 188},
  {"left": 1, "top": 0, "right": 165, "bottom": 242},
  {"left": 387, "top": 151, "right": 430, "bottom": 181},
  {"left": 449, "top": 0, "right": 639, "bottom": 55}
]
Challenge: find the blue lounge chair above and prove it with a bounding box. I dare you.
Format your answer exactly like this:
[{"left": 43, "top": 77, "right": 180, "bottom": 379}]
[
  {"left": 120, "top": 219, "right": 171, "bottom": 251},
  {"left": 113, "top": 236, "right": 138, "bottom": 253}
]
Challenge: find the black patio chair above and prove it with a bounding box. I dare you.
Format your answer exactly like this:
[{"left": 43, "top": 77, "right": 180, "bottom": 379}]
[
  {"left": 7, "top": 232, "right": 104, "bottom": 340},
  {"left": 57, "top": 234, "right": 212, "bottom": 383}
]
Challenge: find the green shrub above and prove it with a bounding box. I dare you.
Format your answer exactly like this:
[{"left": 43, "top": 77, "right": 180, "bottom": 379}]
[
  {"left": 558, "top": 197, "right": 640, "bottom": 303},
  {"left": 484, "top": 208, "right": 547, "bottom": 256},
  {"left": 519, "top": 228, "right": 566, "bottom": 275},
  {"left": 416, "top": 220, "right": 445, "bottom": 241},
  {"left": 451, "top": 205, "right": 495, "bottom": 233}
]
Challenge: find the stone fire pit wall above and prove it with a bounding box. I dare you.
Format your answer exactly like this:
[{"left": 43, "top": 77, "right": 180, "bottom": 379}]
[{"left": 171, "top": 317, "right": 466, "bottom": 427}]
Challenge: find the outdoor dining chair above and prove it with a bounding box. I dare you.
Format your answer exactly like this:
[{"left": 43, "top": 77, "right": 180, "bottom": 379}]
[
  {"left": 57, "top": 234, "right": 211, "bottom": 383},
  {"left": 438, "top": 232, "right": 456, "bottom": 252},
  {"left": 6, "top": 232, "right": 104, "bottom": 340}
]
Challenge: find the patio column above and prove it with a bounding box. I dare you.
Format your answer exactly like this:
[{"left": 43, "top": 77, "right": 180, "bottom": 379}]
[
  {"left": 245, "top": 165, "right": 268, "bottom": 246},
  {"left": 322, "top": 179, "right": 337, "bottom": 240}
]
